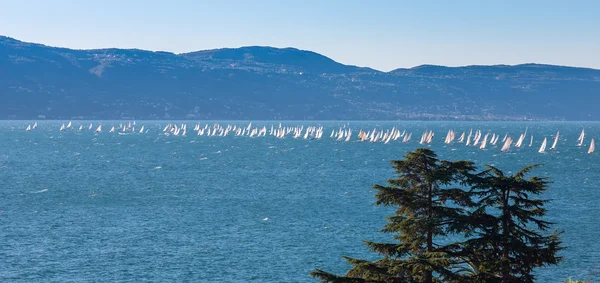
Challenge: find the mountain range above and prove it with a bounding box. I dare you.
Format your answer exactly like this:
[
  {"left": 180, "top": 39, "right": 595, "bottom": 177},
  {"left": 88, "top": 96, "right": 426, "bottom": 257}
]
[{"left": 2, "top": 36, "right": 600, "bottom": 120}]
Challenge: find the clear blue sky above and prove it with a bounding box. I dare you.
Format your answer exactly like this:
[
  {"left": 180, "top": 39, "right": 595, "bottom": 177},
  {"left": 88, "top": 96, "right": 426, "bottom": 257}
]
[{"left": 1, "top": 0, "right": 599, "bottom": 71}]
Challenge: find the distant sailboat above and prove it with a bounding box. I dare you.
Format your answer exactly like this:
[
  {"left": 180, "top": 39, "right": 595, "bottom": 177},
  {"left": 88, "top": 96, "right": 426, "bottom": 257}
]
[
  {"left": 472, "top": 130, "right": 481, "bottom": 146},
  {"left": 60, "top": 123, "right": 66, "bottom": 131},
  {"left": 577, "top": 129, "right": 585, "bottom": 146},
  {"left": 529, "top": 135, "right": 533, "bottom": 147},
  {"left": 479, "top": 134, "right": 488, "bottom": 150},
  {"left": 88, "top": 123, "right": 93, "bottom": 130},
  {"left": 500, "top": 137, "right": 513, "bottom": 152},
  {"left": 32, "top": 122, "right": 38, "bottom": 129},
  {"left": 139, "top": 126, "right": 145, "bottom": 133},
  {"left": 514, "top": 128, "right": 527, "bottom": 148},
  {"left": 109, "top": 126, "right": 115, "bottom": 133},
  {"left": 79, "top": 125, "right": 83, "bottom": 131},
  {"left": 538, "top": 137, "right": 547, "bottom": 153},
  {"left": 550, "top": 131, "right": 559, "bottom": 150},
  {"left": 66, "top": 121, "right": 72, "bottom": 129},
  {"left": 95, "top": 125, "right": 102, "bottom": 133},
  {"left": 589, "top": 139, "right": 595, "bottom": 154},
  {"left": 26, "top": 125, "right": 31, "bottom": 131}
]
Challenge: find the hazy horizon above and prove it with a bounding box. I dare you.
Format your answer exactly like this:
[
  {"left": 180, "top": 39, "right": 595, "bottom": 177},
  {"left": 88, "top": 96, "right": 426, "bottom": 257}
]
[{"left": 2, "top": 0, "right": 599, "bottom": 72}]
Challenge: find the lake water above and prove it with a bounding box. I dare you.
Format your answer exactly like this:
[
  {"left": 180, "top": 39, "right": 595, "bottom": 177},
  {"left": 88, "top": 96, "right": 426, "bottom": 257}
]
[{"left": 1, "top": 121, "right": 599, "bottom": 282}]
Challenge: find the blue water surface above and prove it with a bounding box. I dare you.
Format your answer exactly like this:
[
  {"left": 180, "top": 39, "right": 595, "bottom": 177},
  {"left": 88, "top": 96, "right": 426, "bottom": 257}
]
[{"left": 1, "top": 121, "right": 598, "bottom": 282}]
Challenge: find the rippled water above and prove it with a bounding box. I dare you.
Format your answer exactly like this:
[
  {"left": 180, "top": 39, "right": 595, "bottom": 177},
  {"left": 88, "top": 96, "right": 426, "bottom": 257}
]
[{"left": 1, "top": 121, "right": 599, "bottom": 282}]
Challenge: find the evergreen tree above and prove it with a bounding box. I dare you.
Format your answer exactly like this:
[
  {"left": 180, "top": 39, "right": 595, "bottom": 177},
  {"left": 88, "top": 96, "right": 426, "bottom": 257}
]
[
  {"left": 311, "top": 148, "right": 476, "bottom": 283},
  {"left": 464, "top": 165, "right": 563, "bottom": 283}
]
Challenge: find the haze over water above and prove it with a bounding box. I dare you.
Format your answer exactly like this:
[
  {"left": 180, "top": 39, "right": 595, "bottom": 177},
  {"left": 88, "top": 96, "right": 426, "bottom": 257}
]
[{"left": 1, "top": 121, "right": 599, "bottom": 282}]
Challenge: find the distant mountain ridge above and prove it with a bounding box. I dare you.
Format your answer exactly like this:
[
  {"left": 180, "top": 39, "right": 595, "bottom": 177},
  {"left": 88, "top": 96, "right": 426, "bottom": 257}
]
[{"left": 1, "top": 36, "right": 600, "bottom": 120}]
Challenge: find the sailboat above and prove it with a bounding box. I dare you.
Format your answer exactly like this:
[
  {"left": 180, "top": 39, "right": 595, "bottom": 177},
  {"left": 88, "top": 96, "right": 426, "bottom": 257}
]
[
  {"left": 589, "top": 139, "right": 595, "bottom": 154},
  {"left": 500, "top": 137, "right": 513, "bottom": 152},
  {"left": 550, "top": 131, "right": 559, "bottom": 150},
  {"left": 26, "top": 125, "right": 31, "bottom": 131},
  {"left": 79, "top": 125, "right": 83, "bottom": 131},
  {"left": 529, "top": 135, "right": 533, "bottom": 147},
  {"left": 88, "top": 123, "right": 93, "bottom": 130},
  {"left": 514, "top": 128, "right": 527, "bottom": 148},
  {"left": 109, "top": 126, "right": 115, "bottom": 133},
  {"left": 577, "top": 129, "right": 585, "bottom": 146},
  {"left": 139, "top": 126, "right": 145, "bottom": 133},
  {"left": 538, "top": 137, "right": 547, "bottom": 153},
  {"left": 95, "top": 125, "right": 102, "bottom": 133},
  {"left": 60, "top": 124, "right": 66, "bottom": 131},
  {"left": 472, "top": 130, "right": 481, "bottom": 146},
  {"left": 32, "top": 122, "right": 38, "bottom": 129},
  {"left": 66, "top": 121, "right": 72, "bottom": 129},
  {"left": 479, "top": 134, "right": 488, "bottom": 150}
]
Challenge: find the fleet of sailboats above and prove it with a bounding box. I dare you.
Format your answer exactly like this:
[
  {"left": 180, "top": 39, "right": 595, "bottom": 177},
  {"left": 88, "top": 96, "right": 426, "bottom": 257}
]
[{"left": 18, "top": 122, "right": 598, "bottom": 154}]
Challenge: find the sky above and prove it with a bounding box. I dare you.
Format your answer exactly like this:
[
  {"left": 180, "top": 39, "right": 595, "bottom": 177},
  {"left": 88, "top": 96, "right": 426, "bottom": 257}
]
[{"left": 1, "top": 0, "right": 599, "bottom": 71}]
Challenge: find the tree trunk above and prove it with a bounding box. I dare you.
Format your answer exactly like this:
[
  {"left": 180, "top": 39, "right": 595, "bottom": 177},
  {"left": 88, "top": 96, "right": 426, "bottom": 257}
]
[
  {"left": 425, "top": 182, "right": 433, "bottom": 283},
  {"left": 501, "top": 187, "right": 510, "bottom": 283}
]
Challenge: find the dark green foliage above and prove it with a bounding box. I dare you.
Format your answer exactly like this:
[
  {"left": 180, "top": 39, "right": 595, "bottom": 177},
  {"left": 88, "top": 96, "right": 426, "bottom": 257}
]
[
  {"left": 463, "top": 165, "right": 563, "bottom": 283},
  {"left": 311, "top": 148, "right": 476, "bottom": 283},
  {"left": 311, "top": 150, "right": 564, "bottom": 283}
]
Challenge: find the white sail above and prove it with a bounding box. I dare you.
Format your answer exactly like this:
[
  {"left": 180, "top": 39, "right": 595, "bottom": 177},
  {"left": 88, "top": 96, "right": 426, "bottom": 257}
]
[
  {"left": 139, "top": 126, "right": 145, "bottom": 133},
  {"left": 529, "top": 135, "right": 533, "bottom": 147},
  {"left": 514, "top": 134, "right": 524, "bottom": 147},
  {"left": 26, "top": 125, "right": 31, "bottom": 131},
  {"left": 550, "top": 131, "right": 559, "bottom": 150},
  {"left": 538, "top": 137, "right": 547, "bottom": 153},
  {"left": 66, "top": 121, "right": 72, "bottom": 128},
  {"left": 345, "top": 130, "right": 352, "bottom": 142},
  {"left": 577, "top": 129, "right": 585, "bottom": 146},
  {"left": 479, "top": 134, "right": 488, "bottom": 150},
  {"left": 88, "top": 123, "right": 93, "bottom": 130},
  {"left": 426, "top": 130, "right": 434, "bottom": 143},
  {"left": 95, "top": 125, "right": 102, "bottom": 133},
  {"left": 109, "top": 126, "right": 115, "bottom": 133},
  {"left": 32, "top": 122, "right": 38, "bottom": 129},
  {"left": 588, "top": 139, "right": 595, "bottom": 154},
  {"left": 501, "top": 137, "right": 513, "bottom": 152},
  {"left": 79, "top": 125, "right": 83, "bottom": 131},
  {"left": 472, "top": 130, "right": 481, "bottom": 146}
]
